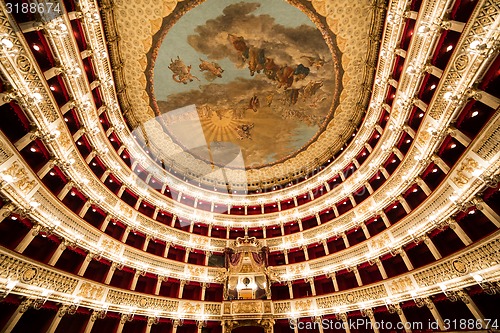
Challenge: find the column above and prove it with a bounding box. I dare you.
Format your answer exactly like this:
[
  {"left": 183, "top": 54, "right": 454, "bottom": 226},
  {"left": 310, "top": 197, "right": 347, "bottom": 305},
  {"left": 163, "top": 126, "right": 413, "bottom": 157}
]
[
  {"left": 0, "top": 203, "right": 15, "bottom": 223},
  {"left": 79, "top": 201, "right": 91, "bottom": 218},
  {"left": 283, "top": 249, "right": 289, "bottom": 265},
  {"left": 201, "top": 283, "right": 208, "bottom": 300},
  {"left": 390, "top": 304, "right": 411, "bottom": 333},
  {"left": 403, "top": 125, "right": 416, "bottom": 138},
  {"left": 18, "top": 20, "right": 44, "bottom": 33},
  {"left": 131, "top": 270, "right": 144, "bottom": 291},
  {"left": 43, "top": 67, "right": 63, "bottom": 81},
  {"left": 423, "top": 237, "right": 442, "bottom": 260},
  {"left": 46, "top": 305, "right": 69, "bottom": 333},
  {"left": 116, "top": 315, "right": 128, "bottom": 333},
  {"left": 363, "top": 308, "right": 379, "bottom": 333},
  {"left": 365, "top": 182, "right": 374, "bottom": 194},
  {"left": 413, "top": 98, "right": 428, "bottom": 112},
  {"left": 474, "top": 197, "right": 500, "bottom": 227},
  {"left": 378, "top": 211, "right": 391, "bottom": 228},
  {"left": 423, "top": 298, "right": 445, "bottom": 330},
  {"left": 72, "top": 127, "right": 85, "bottom": 142},
  {"left": 431, "top": 154, "right": 450, "bottom": 174},
  {"left": 121, "top": 226, "right": 131, "bottom": 243},
  {"left": 104, "top": 262, "right": 121, "bottom": 285},
  {"left": 302, "top": 246, "right": 309, "bottom": 261},
  {"left": 395, "top": 47, "right": 407, "bottom": 57},
  {"left": 447, "top": 126, "right": 471, "bottom": 147},
  {"left": 85, "top": 151, "right": 97, "bottom": 164},
  {"left": 315, "top": 213, "right": 321, "bottom": 226},
  {"left": 184, "top": 248, "right": 191, "bottom": 263},
  {"left": 398, "top": 196, "right": 412, "bottom": 214},
  {"left": 117, "top": 185, "right": 126, "bottom": 198},
  {"left": 392, "top": 147, "right": 404, "bottom": 161},
  {"left": 339, "top": 171, "right": 346, "bottom": 181},
  {"left": 415, "top": 177, "right": 431, "bottom": 195},
  {"left": 164, "top": 242, "right": 171, "bottom": 258},
  {"left": 60, "top": 100, "right": 75, "bottom": 114},
  {"left": 332, "top": 206, "right": 339, "bottom": 217},
  {"left": 328, "top": 272, "right": 339, "bottom": 291},
  {"left": 1, "top": 299, "right": 33, "bottom": 333},
  {"left": 472, "top": 89, "right": 500, "bottom": 109},
  {"left": 100, "top": 170, "right": 111, "bottom": 182},
  {"left": 154, "top": 276, "right": 165, "bottom": 295},
  {"left": 178, "top": 280, "right": 187, "bottom": 298},
  {"left": 361, "top": 223, "right": 371, "bottom": 239},
  {"left": 306, "top": 278, "right": 316, "bottom": 296},
  {"left": 15, "top": 225, "right": 41, "bottom": 253},
  {"left": 48, "top": 242, "right": 67, "bottom": 266},
  {"left": 152, "top": 207, "right": 159, "bottom": 220},
  {"left": 142, "top": 236, "right": 151, "bottom": 251},
  {"left": 134, "top": 197, "right": 143, "bottom": 210},
  {"left": 348, "top": 195, "right": 357, "bottom": 207},
  {"left": 341, "top": 233, "right": 350, "bottom": 248},
  {"left": 145, "top": 317, "right": 158, "bottom": 333},
  {"left": 322, "top": 240, "right": 329, "bottom": 255},
  {"left": 100, "top": 215, "right": 112, "bottom": 232},
  {"left": 172, "top": 319, "right": 182, "bottom": 333},
  {"left": 424, "top": 64, "right": 443, "bottom": 78},
  {"left": 456, "top": 290, "right": 487, "bottom": 328},
  {"left": 375, "top": 259, "right": 388, "bottom": 279},
  {"left": 57, "top": 182, "right": 74, "bottom": 200},
  {"left": 336, "top": 313, "right": 350, "bottom": 333},
  {"left": 379, "top": 167, "right": 390, "bottom": 179},
  {"left": 287, "top": 281, "right": 294, "bottom": 299},
  {"left": 14, "top": 131, "right": 37, "bottom": 151},
  {"left": 351, "top": 267, "right": 362, "bottom": 286},
  {"left": 0, "top": 91, "right": 15, "bottom": 107},
  {"left": 448, "top": 219, "right": 472, "bottom": 245},
  {"left": 399, "top": 248, "right": 414, "bottom": 271},
  {"left": 83, "top": 315, "right": 96, "bottom": 333},
  {"left": 77, "top": 253, "right": 94, "bottom": 276}
]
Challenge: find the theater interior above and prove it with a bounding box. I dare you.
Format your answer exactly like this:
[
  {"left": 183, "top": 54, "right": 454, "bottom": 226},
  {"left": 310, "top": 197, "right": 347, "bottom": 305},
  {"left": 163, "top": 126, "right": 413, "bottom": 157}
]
[{"left": 0, "top": 0, "right": 499, "bottom": 332}]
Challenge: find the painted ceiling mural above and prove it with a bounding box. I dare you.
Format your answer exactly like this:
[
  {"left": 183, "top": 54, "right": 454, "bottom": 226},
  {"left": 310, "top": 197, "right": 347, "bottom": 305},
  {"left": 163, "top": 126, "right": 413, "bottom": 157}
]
[{"left": 148, "top": 0, "right": 342, "bottom": 169}]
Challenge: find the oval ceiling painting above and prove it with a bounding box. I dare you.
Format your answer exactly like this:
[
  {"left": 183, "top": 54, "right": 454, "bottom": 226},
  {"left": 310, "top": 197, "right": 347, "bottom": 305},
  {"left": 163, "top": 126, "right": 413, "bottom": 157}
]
[{"left": 150, "top": 0, "right": 342, "bottom": 169}]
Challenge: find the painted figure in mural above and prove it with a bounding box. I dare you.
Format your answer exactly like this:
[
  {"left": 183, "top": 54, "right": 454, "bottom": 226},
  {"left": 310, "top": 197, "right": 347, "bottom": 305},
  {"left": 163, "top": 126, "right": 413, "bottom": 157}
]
[
  {"left": 248, "top": 47, "right": 266, "bottom": 76},
  {"left": 199, "top": 58, "right": 224, "bottom": 79},
  {"left": 228, "top": 34, "right": 250, "bottom": 62},
  {"left": 236, "top": 123, "right": 254, "bottom": 140},
  {"left": 168, "top": 56, "right": 199, "bottom": 84},
  {"left": 249, "top": 94, "right": 260, "bottom": 112},
  {"left": 300, "top": 55, "right": 326, "bottom": 69},
  {"left": 302, "top": 80, "right": 323, "bottom": 100},
  {"left": 264, "top": 58, "right": 280, "bottom": 80}
]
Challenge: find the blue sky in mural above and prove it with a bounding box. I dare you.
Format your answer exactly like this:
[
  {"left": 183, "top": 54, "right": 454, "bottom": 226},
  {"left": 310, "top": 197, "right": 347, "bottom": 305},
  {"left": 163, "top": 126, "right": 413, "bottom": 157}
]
[{"left": 154, "top": 0, "right": 315, "bottom": 99}]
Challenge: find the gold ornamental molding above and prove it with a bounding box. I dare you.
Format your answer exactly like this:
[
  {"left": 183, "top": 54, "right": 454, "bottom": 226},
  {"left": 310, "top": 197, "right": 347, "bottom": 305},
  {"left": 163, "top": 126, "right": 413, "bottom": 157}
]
[{"left": 0, "top": 232, "right": 499, "bottom": 320}]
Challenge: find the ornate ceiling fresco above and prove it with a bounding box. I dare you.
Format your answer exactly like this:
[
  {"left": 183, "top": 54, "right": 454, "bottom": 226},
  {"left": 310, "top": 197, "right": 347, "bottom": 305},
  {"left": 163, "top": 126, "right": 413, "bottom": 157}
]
[
  {"left": 106, "top": 0, "right": 385, "bottom": 190},
  {"left": 149, "top": 0, "right": 341, "bottom": 169}
]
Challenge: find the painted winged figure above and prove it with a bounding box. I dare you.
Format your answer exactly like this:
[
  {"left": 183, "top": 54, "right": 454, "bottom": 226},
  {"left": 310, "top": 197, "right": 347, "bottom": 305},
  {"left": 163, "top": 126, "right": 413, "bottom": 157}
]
[
  {"left": 168, "top": 56, "right": 199, "bottom": 84},
  {"left": 199, "top": 58, "right": 224, "bottom": 79}
]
